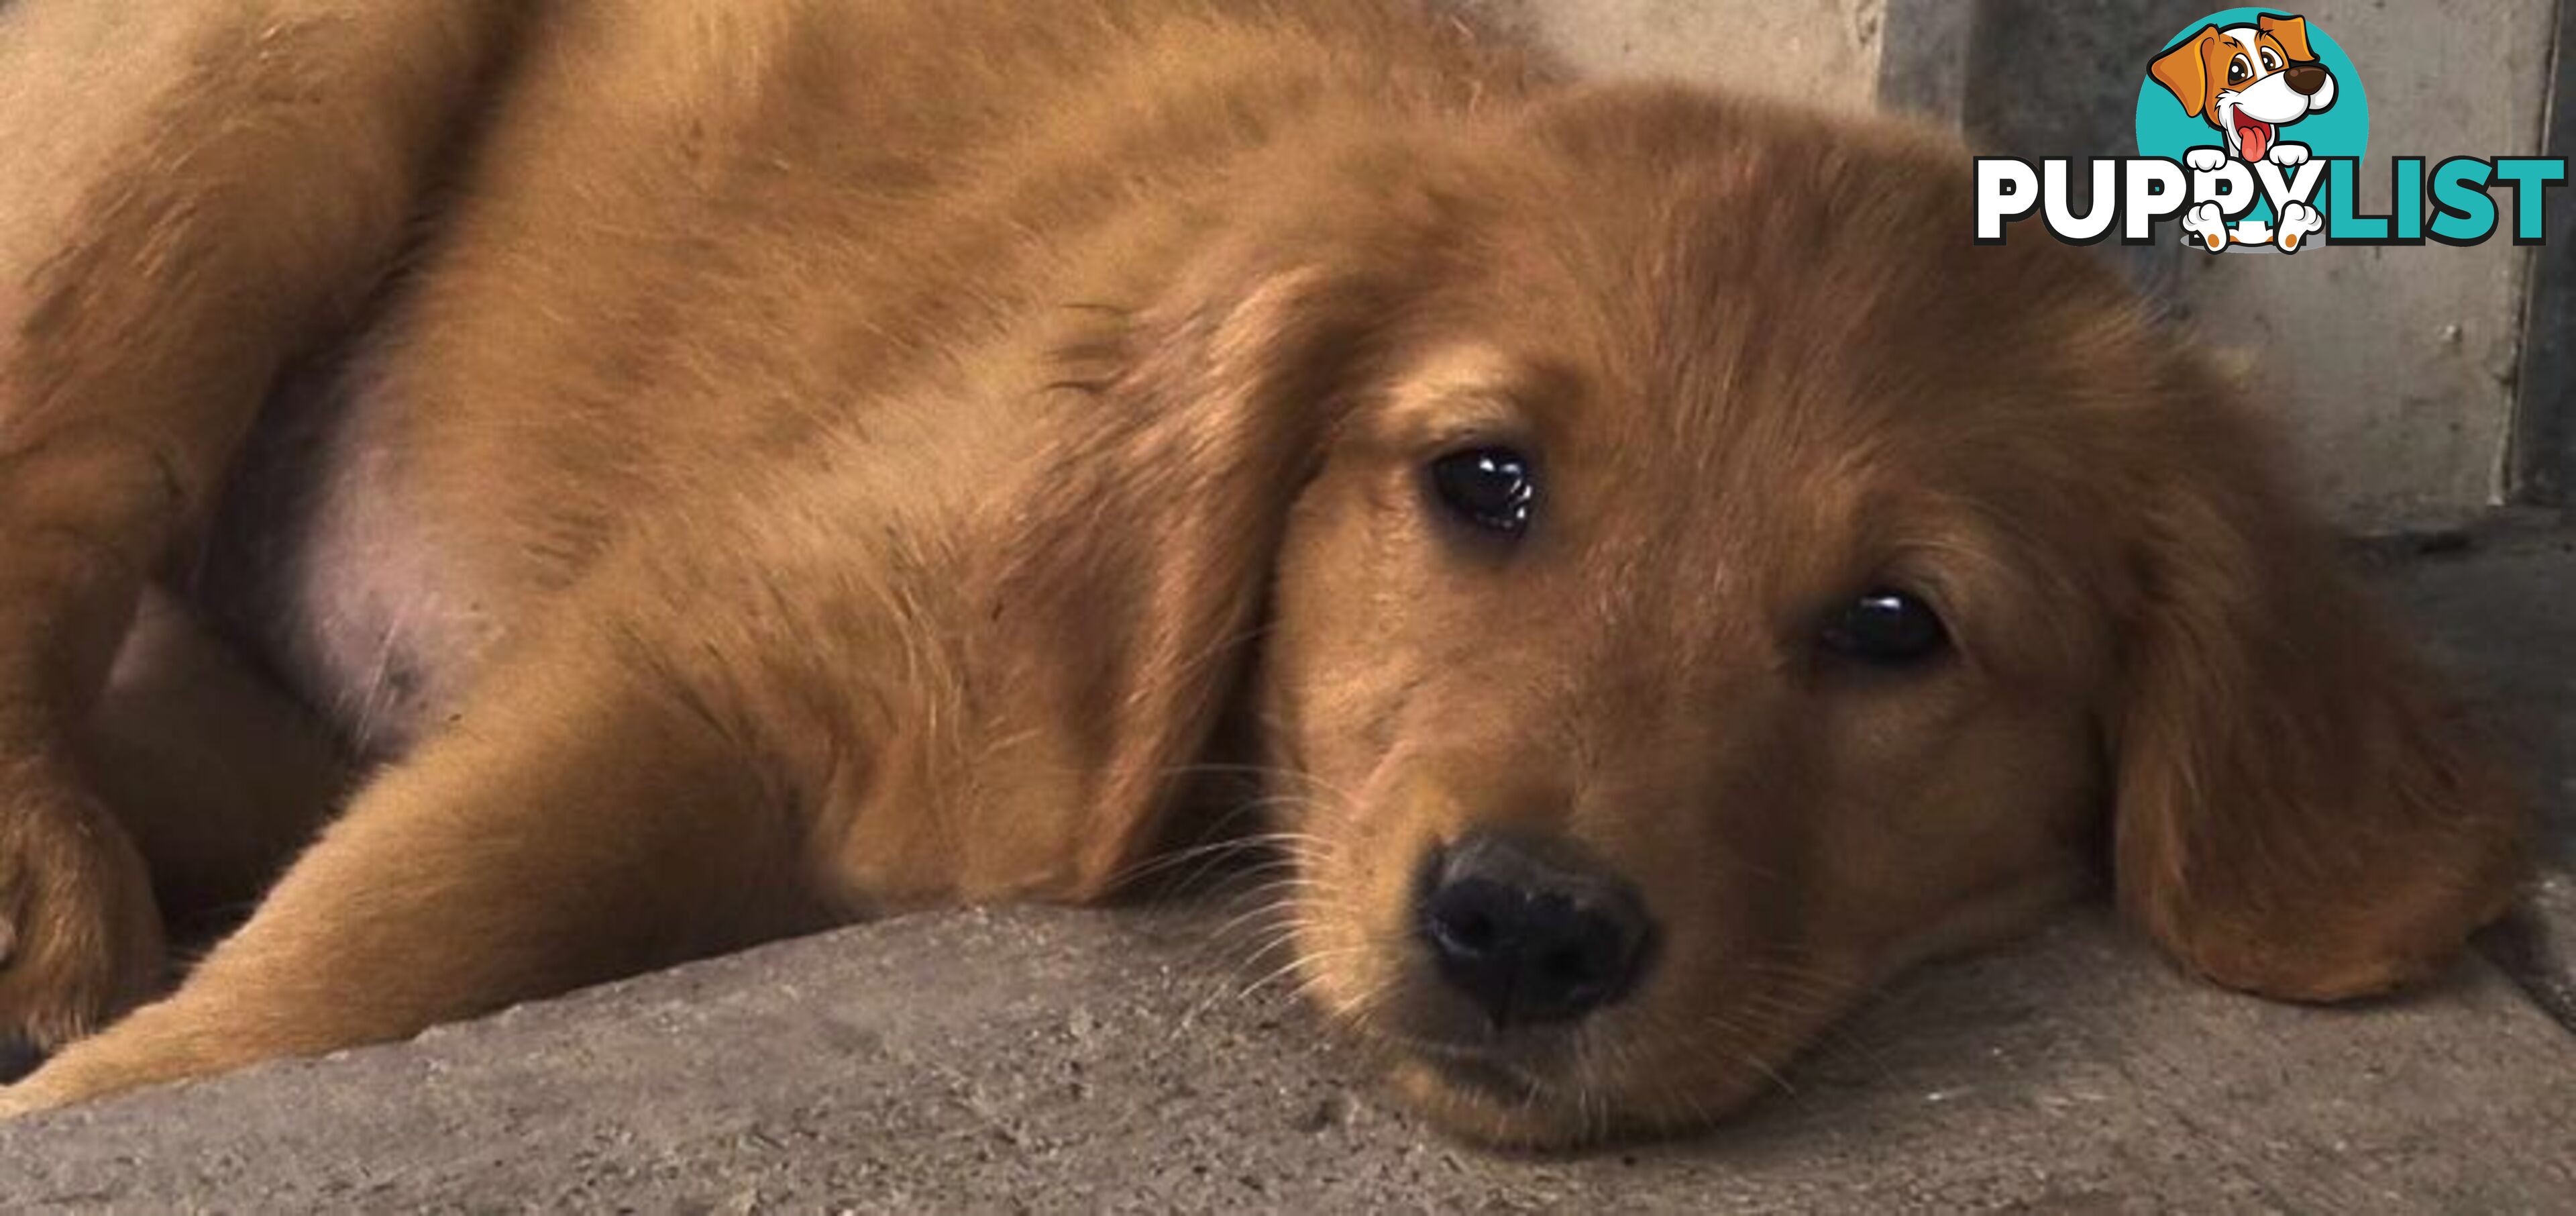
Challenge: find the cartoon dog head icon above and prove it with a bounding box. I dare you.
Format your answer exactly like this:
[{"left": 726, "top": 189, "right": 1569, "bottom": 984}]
[{"left": 2151, "top": 13, "right": 2337, "bottom": 166}]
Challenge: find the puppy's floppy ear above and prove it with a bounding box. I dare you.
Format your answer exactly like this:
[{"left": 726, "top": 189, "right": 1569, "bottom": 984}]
[
  {"left": 2258, "top": 14, "right": 2316, "bottom": 62},
  {"left": 2108, "top": 370, "right": 2526, "bottom": 1001},
  {"left": 2150, "top": 28, "right": 2220, "bottom": 117},
  {"left": 978, "top": 233, "right": 1407, "bottom": 899}
]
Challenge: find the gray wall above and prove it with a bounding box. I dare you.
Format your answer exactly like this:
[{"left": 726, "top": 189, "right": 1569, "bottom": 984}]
[
  {"left": 1487, "top": 0, "right": 1889, "bottom": 113},
  {"left": 2169, "top": 0, "right": 2553, "bottom": 529},
  {"left": 1477, "top": 0, "right": 2562, "bottom": 532}
]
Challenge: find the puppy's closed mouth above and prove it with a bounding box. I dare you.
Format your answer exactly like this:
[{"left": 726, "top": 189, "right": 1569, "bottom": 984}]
[{"left": 1387, "top": 1033, "right": 1559, "bottom": 1101}]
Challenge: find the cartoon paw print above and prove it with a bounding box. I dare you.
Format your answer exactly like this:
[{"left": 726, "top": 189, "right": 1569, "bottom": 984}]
[
  {"left": 2269, "top": 142, "right": 2312, "bottom": 167},
  {"left": 2180, "top": 202, "right": 2231, "bottom": 253},
  {"left": 2185, "top": 148, "right": 2229, "bottom": 172},
  {"left": 2275, "top": 201, "right": 2324, "bottom": 253}
]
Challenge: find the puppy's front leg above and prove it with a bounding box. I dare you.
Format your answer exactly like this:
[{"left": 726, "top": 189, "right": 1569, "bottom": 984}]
[{"left": 2, "top": 624, "right": 832, "bottom": 1114}]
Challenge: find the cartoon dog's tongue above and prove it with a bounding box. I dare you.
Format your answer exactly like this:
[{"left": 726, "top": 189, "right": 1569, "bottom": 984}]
[{"left": 2234, "top": 113, "right": 2273, "bottom": 162}]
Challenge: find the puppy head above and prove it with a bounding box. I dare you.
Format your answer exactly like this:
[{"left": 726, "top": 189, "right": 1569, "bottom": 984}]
[
  {"left": 2151, "top": 17, "right": 2336, "bottom": 159},
  {"left": 1027, "top": 87, "right": 2522, "bottom": 1148}
]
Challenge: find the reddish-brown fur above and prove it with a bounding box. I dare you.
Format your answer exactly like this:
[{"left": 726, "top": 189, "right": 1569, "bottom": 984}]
[{"left": 0, "top": 0, "right": 2524, "bottom": 1146}]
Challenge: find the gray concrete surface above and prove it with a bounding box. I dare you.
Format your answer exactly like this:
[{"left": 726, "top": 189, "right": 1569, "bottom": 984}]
[{"left": 2, "top": 903, "right": 2572, "bottom": 1213}]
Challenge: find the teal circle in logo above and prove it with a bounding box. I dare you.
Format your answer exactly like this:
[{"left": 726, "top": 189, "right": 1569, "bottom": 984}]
[{"left": 2135, "top": 9, "right": 2369, "bottom": 224}]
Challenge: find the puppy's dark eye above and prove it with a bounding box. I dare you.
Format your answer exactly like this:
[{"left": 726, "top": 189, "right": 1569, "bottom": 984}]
[
  {"left": 2228, "top": 55, "right": 2251, "bottom": 85},
  {"left": 1428, "top": 448, "right": 1536, "bottom": 537},
  {"left": 1819, "top": 590, "right": 1948, "bottom": 667}
]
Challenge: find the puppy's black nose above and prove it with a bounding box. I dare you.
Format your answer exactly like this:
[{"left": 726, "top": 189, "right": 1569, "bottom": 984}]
[
  {"left": 1416, "top": 833, "right": 1654, "bottom": 1029},
  {"left": 2284, "top": 64, "right": 2328, "bottom": 95}
]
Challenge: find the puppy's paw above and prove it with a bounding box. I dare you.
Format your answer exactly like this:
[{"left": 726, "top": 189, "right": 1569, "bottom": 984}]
[
  {"left": 2, "top": 993, "right": 245, "bottom": 1116},
  {"left": 2180, "top": 202, "right": 2231, "bottom": 252},
  {"left": 0, "top": 1045, "right": 105, "bottom": 1118},
  {"left": 2275, "top": 201, "right": 2324, "bottom": 253},
  {"left": 2268, "top": 142, "right": 2311, "bottom": 167},
  {"left": 2185, "top": 147, "right": 2229, "bottom": 172},
  {"left": 0, "top": 1079, "right": 44, "bottom": 1120},
  {"left": 0, "top": 770, "right": 165, "bottom": 1052}
]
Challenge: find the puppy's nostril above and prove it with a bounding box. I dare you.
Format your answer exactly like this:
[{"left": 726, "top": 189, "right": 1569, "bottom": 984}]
[
  {"left": 1439, "top": 907, "right": 1497, "bottom": 954},
  {"left": 1424, "top": 876, "right": 1513, "bottom": 961},
  {"left": 1539, "top": 944, "right": 1595, "bottom": 985}
]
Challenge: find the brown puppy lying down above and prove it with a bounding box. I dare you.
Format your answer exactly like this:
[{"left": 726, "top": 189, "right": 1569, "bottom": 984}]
[{"left": 0, "top": 0, "right": 2527, "bottom": 1146}]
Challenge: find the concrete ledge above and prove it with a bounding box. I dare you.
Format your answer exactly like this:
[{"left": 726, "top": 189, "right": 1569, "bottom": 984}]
[{"left": 3, "top": 903, "right": 2570, "bottom": 1211}]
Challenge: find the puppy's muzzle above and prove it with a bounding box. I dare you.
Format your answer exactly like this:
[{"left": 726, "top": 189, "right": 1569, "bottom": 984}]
[{"left": 1414, "top": 833, "right": 1656, "bottom": 1028}]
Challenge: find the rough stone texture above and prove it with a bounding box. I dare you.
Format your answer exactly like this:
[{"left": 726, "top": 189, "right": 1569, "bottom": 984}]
[
  {"left": 2485, "top": 870, "right": 2576, "bottom": 1030},
  {"left": 1, "top": 903, "right": 2571, "bottom": 1213}
]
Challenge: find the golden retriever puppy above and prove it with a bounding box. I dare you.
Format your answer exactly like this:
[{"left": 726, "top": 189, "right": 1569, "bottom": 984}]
[{"left": 0, "top": 0, "right": 2525, "bottom": 1146}]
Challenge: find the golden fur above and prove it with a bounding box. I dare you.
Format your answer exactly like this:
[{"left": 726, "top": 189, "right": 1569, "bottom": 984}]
[{"left": 0, "top": 0, "right": 2526, "bottom": 1146}]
